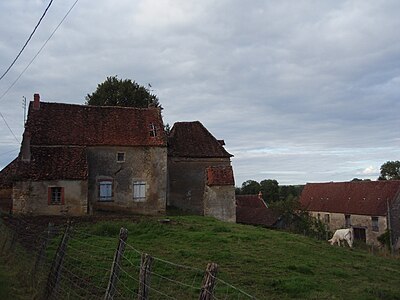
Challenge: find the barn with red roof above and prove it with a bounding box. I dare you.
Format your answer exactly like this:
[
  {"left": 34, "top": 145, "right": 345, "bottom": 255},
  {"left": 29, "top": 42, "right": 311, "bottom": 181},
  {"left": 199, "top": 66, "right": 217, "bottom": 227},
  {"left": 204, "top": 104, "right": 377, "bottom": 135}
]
[{"left": 300, "top": 181, "right": 400, "bottom": 246}]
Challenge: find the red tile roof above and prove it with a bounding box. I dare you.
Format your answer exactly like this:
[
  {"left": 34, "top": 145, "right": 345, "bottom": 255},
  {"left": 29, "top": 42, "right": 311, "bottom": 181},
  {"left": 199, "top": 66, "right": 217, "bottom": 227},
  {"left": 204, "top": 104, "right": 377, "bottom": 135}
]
[
  {"left": 206, "top": 166, "right": 235, "bottom": 186},
  {"left": 236, "top": 195, "right": 280, "bottom": 227},
  {"left": 168, "top": 121, "right": 233, "bottom": 158},
  {"left": 300, "top": 181, "right": 400, "bottom": 216},
  {"left": 25, "top": 102, "right": 166, "bottom": 147},
  {"left": 16, "top": 146, "right": 87, "bottom": 181},
  {"left": 0, "top": 158, "right": 19, "bottom": 188}
]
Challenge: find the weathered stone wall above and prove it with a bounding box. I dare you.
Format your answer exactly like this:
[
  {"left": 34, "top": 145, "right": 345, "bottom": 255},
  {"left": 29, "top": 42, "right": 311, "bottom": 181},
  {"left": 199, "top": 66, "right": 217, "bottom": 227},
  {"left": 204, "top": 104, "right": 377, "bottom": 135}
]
[
  {"left": 310, "top": 211, "right": 387, "bottom": 245},
  {"left": 390, "top": 194, "right": 400, "bottom": 249},
  {"left": 168, "top": 157, "right": 231, "bottom": 214},
  {"left": 203, "top": 185, "right": 236, "bottom": 222},
  {"left": 0, "top": 188, "right": 12, "bottom": 213},
  {"left": 12, "top": 180, "right": 87, "bottom": 216},
  {"left": 87, "top": 146, "right": 167, "bottom": 215}
]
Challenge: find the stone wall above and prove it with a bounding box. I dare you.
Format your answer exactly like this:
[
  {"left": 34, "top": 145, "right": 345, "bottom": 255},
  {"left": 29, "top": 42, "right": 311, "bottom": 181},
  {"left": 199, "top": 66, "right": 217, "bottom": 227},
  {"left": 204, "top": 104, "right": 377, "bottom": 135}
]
[
  {"left": 203, "top": 185, "right": 236, "bottom": 222},
  {"left": 311, "top": 211, "right": 387, "bottom": 245},
  {"left": 87, "top": 146, "right": 167, "bottom": 215},
  {"left": 0, "top": 188, "right": 12, "bottom": 213},
  {"left": 168, "top": 157, "right": 231, "bottom": 214},
  {"left": 12, "top": 180, "right": 88, "bottom": 216},
  {"left": 390, "top": 194, "right": 400, "bottom": 248}
]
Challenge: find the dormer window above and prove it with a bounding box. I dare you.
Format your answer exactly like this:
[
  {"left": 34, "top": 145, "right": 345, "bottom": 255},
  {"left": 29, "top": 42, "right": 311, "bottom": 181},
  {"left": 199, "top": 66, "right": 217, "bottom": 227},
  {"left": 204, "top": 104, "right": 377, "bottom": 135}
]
[
  {"left": 149, "top": 123, "right": 157, "bottom": 137},
  {"left": 117, "top": 152, "right": 125, "bottom": 162}
]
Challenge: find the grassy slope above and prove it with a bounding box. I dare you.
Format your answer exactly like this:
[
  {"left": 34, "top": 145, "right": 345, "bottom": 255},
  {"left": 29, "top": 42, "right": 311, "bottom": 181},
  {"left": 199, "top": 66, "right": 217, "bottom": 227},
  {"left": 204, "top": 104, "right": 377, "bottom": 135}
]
[{"left": 71, "top": 216, "right": 400, "bottom": 300}]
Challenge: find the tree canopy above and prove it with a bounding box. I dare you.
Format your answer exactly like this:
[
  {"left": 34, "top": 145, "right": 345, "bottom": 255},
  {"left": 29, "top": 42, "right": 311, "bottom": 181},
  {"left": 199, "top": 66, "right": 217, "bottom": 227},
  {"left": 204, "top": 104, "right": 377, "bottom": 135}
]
[
  {"left": 85, "top": 76, "right": 161, "bottom": 108},
  {"left": 378, "top": 160, "right": 400, "bottom": 180}
]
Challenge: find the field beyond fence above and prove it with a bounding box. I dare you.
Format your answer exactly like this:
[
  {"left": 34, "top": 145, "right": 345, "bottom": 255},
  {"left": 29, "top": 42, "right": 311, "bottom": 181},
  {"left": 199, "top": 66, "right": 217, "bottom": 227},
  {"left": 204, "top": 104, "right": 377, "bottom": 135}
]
[{"left": 1, "top": 214, "right": 400, "bottom": 300}]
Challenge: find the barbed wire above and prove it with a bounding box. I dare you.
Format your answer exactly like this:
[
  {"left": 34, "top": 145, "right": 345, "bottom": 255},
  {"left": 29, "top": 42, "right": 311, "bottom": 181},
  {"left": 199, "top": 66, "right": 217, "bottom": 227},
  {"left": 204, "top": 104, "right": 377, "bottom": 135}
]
[{"left": 0, "top": 216, "right": 256, "bottom": 299}]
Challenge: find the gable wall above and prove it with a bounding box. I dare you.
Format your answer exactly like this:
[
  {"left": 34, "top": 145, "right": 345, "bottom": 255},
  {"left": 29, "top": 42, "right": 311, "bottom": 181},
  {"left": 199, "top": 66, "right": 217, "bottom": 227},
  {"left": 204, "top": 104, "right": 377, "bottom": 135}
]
[
  {"left": 87, "top": 146, "right": 167, "bottom": 215},
  {"left": 168, "top": 157, "right": 231, "bottom": 214},
  {"left": 12, "top": 180, "right": 88, "bottom": 216}
]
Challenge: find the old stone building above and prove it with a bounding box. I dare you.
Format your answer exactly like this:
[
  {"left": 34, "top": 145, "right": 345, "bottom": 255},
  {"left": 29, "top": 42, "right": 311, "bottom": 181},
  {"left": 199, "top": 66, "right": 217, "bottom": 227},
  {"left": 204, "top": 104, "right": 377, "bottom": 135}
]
[
  {"left": 300, "top": 181, "right": 400, "bottom": 247},
  {"left": 0, "top": 95, "right": 237, "bottom": 221},
  {"left": 2, "top": 94, "right": 167, "bottom": 216},
  {"left": 167, "top": 121, "right": 236, "bottom": 222}
]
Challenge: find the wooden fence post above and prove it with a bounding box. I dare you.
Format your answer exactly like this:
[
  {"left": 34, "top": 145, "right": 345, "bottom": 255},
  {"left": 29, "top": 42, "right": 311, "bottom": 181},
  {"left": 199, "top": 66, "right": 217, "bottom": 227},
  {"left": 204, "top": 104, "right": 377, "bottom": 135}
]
[
  {"left": 104, "top": 227, "right": 128, "bottom": 300},
  {"left": 32, "top": 223, "right": 54, "bottom": 282},
  {"left": 43, "top": 221, "right": 71, "bottom": 300},
  {"left": 137, "top": 253, "right": 154, "bottom": 300},
  {"left": 199, "top": 262, "right": 218, "bottom": 300}
]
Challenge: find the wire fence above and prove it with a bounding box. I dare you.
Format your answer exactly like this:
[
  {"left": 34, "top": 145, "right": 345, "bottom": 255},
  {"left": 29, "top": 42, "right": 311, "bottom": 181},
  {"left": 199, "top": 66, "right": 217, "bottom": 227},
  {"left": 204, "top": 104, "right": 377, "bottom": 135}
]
[{"left": 0, "top": 216, "right": 256, "bottom": 299}]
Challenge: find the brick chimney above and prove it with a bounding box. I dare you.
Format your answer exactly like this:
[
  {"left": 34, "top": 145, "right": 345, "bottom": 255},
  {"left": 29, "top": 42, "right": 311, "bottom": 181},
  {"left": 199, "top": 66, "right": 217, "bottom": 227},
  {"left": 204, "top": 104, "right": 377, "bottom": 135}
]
[
  {"left": 33, "top": 93, "right": 40, "bottom": 110},
  {"left": 21, "top": 131, "right": 31, "bottom": 162}
]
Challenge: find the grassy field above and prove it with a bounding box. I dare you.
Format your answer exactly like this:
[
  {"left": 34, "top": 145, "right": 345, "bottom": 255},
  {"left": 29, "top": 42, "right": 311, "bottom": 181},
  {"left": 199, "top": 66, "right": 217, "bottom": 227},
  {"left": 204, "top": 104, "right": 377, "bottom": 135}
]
[{"left": 2, "top": 215, "right": 400, "bottom": 299}]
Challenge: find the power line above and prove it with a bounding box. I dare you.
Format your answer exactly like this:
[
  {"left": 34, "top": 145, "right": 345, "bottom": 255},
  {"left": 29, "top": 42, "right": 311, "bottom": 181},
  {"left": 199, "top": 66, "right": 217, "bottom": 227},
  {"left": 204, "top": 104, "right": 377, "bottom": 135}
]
[
  {"left": 0, "top": 0, "right": 80, "bottom": 102},
  {"left": 0, "top": 0, "right": 55, "bottom": 82},
  {"left": 0, "top": 111, "right": 19, "bottom": 143}
]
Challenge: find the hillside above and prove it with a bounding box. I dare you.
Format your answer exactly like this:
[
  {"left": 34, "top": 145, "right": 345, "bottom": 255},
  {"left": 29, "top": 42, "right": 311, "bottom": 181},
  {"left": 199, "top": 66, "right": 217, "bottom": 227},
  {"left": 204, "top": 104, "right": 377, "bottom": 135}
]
[{"left": 1, "top": 215, "right": 400, "bottom": 299}]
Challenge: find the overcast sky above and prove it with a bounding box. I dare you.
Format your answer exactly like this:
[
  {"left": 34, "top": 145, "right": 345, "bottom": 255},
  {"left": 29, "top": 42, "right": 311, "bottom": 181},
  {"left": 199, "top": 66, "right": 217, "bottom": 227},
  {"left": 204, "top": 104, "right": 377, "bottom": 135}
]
[{"left": 0, "top": 0, "right": 399, "bottom": 186}]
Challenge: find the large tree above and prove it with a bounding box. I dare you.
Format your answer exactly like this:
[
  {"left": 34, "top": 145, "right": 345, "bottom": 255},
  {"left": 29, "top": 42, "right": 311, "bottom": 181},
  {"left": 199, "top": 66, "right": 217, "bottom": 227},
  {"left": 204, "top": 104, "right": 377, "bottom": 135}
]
[
  {"left": 260, "top": 179, "right": 279, "bottom": 203},
  {"left": 239, "top": 180, "right": 261, "bottom": 195},
  {"left": 378, "top": 160, "right": 400, "bottom": 180},
  {"left": 85, "top": 76, "right": 160, "bottom": 108}
]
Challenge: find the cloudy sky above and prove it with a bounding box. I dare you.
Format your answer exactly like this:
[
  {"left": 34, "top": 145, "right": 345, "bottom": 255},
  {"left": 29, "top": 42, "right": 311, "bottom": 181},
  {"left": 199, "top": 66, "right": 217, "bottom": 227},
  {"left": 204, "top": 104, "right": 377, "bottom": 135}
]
[{"left": 0, "top": 0, "right": 399, "bottom": 186}]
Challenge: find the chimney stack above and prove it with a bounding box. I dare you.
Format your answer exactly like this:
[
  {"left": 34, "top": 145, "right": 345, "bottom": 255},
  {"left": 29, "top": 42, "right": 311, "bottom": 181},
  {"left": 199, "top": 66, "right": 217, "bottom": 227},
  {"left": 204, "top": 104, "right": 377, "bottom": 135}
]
[
  {"left": 21, "top": 132, "right": 31, "bottom": 162},
  {"left": 33, "top": 93, "right": 40, "bottom": 110}
]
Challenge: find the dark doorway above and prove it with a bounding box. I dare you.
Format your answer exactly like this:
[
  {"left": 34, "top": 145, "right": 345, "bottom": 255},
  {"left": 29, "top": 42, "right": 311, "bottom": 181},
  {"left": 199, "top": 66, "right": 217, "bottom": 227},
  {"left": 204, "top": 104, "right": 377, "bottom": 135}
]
[{"left": 353, "top": 227, "right": 366, "bottom": 243}]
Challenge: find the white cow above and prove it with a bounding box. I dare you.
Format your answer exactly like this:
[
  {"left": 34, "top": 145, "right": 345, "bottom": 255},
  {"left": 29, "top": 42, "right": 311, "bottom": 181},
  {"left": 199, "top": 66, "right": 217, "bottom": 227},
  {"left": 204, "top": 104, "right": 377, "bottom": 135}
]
[{"left": 328, "top": 228, "right": 353, "bottom": 248}]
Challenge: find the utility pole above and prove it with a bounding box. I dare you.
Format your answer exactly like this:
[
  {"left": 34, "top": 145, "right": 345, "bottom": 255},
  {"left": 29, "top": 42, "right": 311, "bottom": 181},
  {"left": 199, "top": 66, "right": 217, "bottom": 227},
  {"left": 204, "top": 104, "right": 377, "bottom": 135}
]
[{"left": 22, "top": 96, "right": 26, "bottom": 126}]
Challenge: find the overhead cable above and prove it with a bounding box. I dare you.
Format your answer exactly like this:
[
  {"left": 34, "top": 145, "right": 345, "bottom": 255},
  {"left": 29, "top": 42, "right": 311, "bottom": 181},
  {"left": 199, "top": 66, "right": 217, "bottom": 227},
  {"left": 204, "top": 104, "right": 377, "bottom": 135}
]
[
  {"left": 0, "top": 0, "right": 80, "bottom": 102},
  {"left": 0, "top": 0, "right": 55, "bottom": 82}
]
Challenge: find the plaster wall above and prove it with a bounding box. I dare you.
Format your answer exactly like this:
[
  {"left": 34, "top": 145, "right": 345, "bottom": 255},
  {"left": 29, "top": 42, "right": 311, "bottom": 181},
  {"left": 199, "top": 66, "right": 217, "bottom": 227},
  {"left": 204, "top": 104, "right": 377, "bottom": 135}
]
[
  {"left": 87, "top": 146, "right": 167, "bottom": 215},
  {"left": 12, "top": 180, "right": 87, "bottom": 216},
  {"left": 203, "top": 185, "right": 236, "bottom": 222}
]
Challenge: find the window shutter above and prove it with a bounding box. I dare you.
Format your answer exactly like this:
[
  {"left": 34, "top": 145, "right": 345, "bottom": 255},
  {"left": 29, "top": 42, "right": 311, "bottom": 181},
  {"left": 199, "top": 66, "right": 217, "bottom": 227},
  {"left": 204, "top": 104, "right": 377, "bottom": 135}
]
[
  {"left": 48, "top": 187, "right": 51, "bottom": 205},
  {"left": 61, "top": 187, "right": 65, "bottom": 205}
]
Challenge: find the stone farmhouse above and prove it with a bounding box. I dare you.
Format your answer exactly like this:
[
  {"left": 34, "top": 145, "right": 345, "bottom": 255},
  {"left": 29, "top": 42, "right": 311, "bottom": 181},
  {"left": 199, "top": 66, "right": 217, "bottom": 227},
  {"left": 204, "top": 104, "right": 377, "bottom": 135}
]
[
  {"left": 300, "top": 181, "right": 400, "bottom": 247},
  {"left": 0, "top": 94, "right": 236, "bottom": 222}
]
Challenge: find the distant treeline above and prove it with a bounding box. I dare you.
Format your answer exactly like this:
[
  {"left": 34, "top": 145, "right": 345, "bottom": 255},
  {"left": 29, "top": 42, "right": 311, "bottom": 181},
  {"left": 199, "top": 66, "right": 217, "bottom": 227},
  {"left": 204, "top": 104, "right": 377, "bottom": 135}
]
[{"left": 235, "top": 179, "right": 304, "bottom": 204}]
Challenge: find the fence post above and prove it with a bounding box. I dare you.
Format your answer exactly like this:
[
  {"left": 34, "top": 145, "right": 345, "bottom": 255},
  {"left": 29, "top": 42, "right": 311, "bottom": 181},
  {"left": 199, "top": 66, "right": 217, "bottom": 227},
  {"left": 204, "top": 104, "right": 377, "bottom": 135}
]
[
  {"left": 199, "top": 262, "right": 218, "bottom": 300},
  {"left": 137, "top": 253, "right": 154, "bottom": 300},
  {"left": 32, "top": 222, "right": 55, "bottom": 282},
  {"left": 43, "top": 221, "right": 71, "bottom": 300},
  {"left": 104, "top": 227, "right": 128, "bottom": 300}
]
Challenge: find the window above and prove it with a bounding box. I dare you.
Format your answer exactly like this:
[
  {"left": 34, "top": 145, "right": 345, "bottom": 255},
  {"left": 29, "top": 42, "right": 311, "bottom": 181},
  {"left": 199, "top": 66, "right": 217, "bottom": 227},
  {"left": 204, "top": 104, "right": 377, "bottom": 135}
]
[
  {"left": 99, "top": 181, "right": 113, "bottom": 201},
  {"left": 149, "top": 123, "right": 157, "bottom": 137},
  {"left": 345, "top": 214, "right": 351, "bottom": 227},
  {"left": 133, "top": 181, "right": 146, "bottom": 201},
  {"left": 324, "top": 214, "right": 330, "bottom": 224},
  {"left": 317, "top": 213, "right": 321, "bottom": 220},
  {"left": 372, "top": 217, "right": 379, "bottom": 232},
  {"left": 48, "top": 187, "right": 64, "bottom": 205},
  {"left": 117, "top": 152, "right": 125, "bottom": 162}
]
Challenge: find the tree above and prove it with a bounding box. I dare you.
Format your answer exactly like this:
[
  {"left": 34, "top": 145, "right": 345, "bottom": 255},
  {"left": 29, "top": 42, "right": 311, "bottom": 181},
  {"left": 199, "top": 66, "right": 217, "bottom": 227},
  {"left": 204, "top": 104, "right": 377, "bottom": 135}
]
[
  {"left": 260, "top": 179, "right": 279, "bottom": 203},
  {"left": 378, "top": 161, "right": 400, "bottom": 180},
  {"left": 85, "top": 76, "right": 161, "bottom": 108},
  {"left": 240, "top": 180, "right": 261, "bottom": 195}
]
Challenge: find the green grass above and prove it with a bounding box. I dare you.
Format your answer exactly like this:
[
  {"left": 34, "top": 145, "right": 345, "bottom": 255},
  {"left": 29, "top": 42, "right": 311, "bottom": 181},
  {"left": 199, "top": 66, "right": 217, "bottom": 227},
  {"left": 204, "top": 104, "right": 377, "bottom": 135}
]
[
  {"left": 2, "top": 215, "right": 400, "bottom": 299},
  {"left": 51, "top": 216, "right": 400, "bottom": 299}
]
